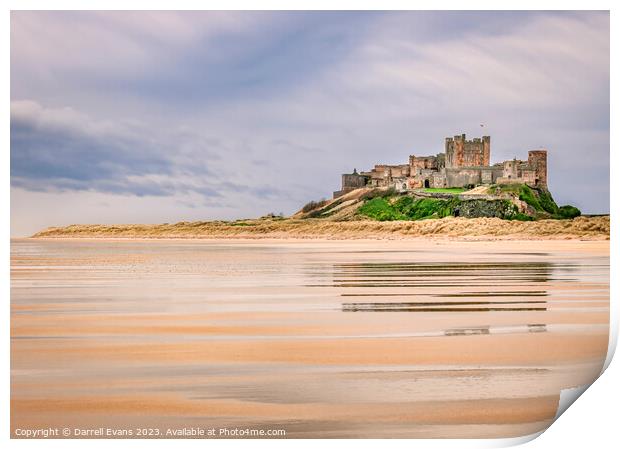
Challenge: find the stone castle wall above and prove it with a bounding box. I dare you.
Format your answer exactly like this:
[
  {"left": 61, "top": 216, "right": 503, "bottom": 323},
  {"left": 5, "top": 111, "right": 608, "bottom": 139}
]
[{"left": 334, "top": 134, "right": 548, "bottom": 198}]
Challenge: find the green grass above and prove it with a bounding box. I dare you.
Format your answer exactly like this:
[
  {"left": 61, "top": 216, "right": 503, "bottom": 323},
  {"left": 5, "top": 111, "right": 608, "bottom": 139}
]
[
  {"left": 422, "top": 187, "right": 466, "bottom": 194},
  {"left": 494, "top": 184, "right": 522, "bottom": 194},
  {"left": 395, "top": 196, "right": 457, "bottom": 220},
  {"left": 357, "top": 198, "right": 405, "bottom": 221},
  {"left": 498, "top": 183, "right": 580, "bottom": 220},
  {"left": 358, "top": 196, "right": 459, "bottom": 221},
  {"left": 507, "top": 212, "right": 534, "bottom": 221},
  {"left": 325, "top": 183, "right": 576, "bottom": 222},
  {"left": 537, "top": 189, "right": 559, "bottom": 215},
  {"left": 357, "top": 198, "right": 401, "bottom": 221},
  {"left": 517, "top": 185, "right": 541, "bottom": 211},
  {"left": 557, "top": 205, "right": 581, "bottom": 219},
  {"left": 517, "top": 184, "right": 559, "bottom": 215}
]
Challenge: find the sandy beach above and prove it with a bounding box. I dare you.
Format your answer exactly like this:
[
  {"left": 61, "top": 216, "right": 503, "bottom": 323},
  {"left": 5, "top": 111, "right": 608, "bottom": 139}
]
[{"left": 11, "top": 238, "right": 609, "bottom": 438}]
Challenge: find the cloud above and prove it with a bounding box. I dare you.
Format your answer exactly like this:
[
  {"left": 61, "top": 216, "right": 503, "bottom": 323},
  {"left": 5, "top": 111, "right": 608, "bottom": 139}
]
[
  {"left": 12, "top": 100, "right": 176, "bottom": 195},
  {"left": 10, "top": 11, "right": 264, "bottom": 78},
  {"left": 10, "top": 99, "right": 297, "bottom": 204},
  {"left": 245, "top": 11, "right": 608, "bottom": 131}
]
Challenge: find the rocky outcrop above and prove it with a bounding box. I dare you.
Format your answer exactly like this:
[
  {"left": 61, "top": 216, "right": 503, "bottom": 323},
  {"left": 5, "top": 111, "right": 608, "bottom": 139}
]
[{"left": 454, "top": 199, "right": 518, "bottom": 219}]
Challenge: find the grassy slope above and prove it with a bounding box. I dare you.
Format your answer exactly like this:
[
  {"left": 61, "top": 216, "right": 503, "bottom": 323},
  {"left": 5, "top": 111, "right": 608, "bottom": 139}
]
[
  {"left": 496, "top": 184, "right": 581, "bottom": 219},
  {"left": 358, "top": 197, "right": 457, "bottom": 221},
  {"left": 298, "top": 183, "right": 582, "bottom": 223},
  {"left": 327, "top": 184, "right": 580, "bottom": 222}
]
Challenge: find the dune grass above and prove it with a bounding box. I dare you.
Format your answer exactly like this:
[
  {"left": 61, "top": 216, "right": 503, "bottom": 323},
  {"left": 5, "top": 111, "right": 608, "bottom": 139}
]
[{"left": 32, "top": 216, "right": 609, "bottom": 240}]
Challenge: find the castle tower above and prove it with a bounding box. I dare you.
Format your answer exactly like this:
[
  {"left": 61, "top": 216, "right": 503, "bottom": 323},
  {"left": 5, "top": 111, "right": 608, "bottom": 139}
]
[
  {"left": 482, "top": 136, "right": 491, "bottom": 166},
  {"left": 453, "top": 134, "right": 465, "bottom": 167},
  {"left": 445, "top": 134, "right": 489, "bottom": 168},
  {"left": 445, "top": 134, "right": 465, "bottom": 168},
  {"left": 444, "top": 138, "right": 453, "bottom": 168},
  {"left": 528, "top": 150, "right": 548, "bottom": 188},
  {"left": 502, "top": 159, "right": 518, "bottom": 180}
]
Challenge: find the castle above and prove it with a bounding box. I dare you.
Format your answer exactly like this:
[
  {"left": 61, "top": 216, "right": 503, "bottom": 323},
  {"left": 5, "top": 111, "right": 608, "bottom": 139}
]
[{"left": 333, "top": 134, "right": 548, "bottom": 198}]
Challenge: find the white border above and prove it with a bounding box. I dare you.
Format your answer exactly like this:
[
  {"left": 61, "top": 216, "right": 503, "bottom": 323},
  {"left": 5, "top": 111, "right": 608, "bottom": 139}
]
[{"left": 3, "top": 2, "right": 616, "bottom": 448}]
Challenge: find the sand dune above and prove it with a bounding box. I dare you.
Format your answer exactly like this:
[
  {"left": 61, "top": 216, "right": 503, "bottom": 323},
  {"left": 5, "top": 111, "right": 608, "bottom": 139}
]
[{"left": 32, "top": 215, "right": 609, "bottom": 240}]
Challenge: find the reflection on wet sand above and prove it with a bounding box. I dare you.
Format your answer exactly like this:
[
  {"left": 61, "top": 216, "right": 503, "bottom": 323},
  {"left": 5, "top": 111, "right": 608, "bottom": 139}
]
[
  {"left": 343, "top": 303, "right": 547, "bottom": 312},
  {"left": 11, "top": 239, "right": 609, "bottom": 438},
  {"left": 340, "top": 262, "right": 551, "bottom": 312}
]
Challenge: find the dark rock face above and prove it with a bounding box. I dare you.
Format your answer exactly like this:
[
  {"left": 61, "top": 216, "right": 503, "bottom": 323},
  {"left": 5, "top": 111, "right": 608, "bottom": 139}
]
[{"left": 455, "top": 199, "right": 517, "bottom": 219}]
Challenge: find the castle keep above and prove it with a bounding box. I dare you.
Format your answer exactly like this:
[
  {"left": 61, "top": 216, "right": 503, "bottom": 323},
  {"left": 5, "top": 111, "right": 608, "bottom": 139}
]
[{"left": 334, "top": 134, "right": 548, "bottom": 198}]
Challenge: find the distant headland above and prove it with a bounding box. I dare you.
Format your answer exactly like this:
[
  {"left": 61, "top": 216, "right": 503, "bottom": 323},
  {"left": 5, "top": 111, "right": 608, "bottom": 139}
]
[
  {"left": 319, "top": 133, "right": 580, "bottom": 223},
  {"left": 32, "top": 134, "right": 608, "bottom": 241}
]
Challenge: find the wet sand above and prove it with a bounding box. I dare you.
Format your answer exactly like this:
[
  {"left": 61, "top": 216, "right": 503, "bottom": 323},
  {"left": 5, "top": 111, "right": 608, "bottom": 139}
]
[{"left": 11, "top": 238, "right": 609, "bottom": 438}]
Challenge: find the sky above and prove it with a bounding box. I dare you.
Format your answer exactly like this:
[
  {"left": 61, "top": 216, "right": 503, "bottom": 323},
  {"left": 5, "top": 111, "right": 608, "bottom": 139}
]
[{"left": 10, "top": 11, "right": 610, "bottom": 236}]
